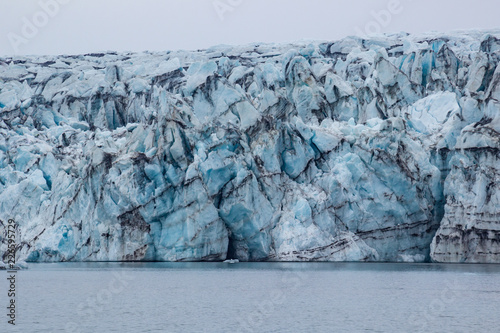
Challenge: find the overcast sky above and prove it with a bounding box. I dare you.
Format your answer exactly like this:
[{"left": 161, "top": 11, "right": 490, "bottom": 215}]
[{"left": 1, "top": 0, "right": 499, "bottom": 56}]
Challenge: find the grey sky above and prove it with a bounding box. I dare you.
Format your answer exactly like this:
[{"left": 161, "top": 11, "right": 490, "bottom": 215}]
[{"left": 1, "top": 0, "right": 499, "bottom": 56}]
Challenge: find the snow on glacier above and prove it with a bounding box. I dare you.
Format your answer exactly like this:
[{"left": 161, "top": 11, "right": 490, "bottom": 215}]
[{"left": 0, "top": 30, "right": 499, "bottom": 263}]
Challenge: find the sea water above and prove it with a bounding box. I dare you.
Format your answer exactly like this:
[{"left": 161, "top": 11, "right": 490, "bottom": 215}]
[{"left": 1, "top": 262, "right": 499, "bottom": 332}]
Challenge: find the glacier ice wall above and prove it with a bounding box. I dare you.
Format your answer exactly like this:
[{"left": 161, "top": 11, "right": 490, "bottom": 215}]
[{"left": 0, "top": 31, "right": 499, "bottom": 263}]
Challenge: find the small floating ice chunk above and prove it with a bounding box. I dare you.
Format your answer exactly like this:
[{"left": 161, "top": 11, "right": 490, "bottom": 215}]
[{"left": 223, "top": 259, "right": 239, "bottom": 264}]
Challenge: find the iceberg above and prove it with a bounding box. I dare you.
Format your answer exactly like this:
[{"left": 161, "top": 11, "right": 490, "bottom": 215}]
[{"left": 0, "top": 30, "right": 499, "bottom": 263}]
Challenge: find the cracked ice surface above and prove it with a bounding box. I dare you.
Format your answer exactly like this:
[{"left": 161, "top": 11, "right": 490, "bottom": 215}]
[{"left": 0, "top": 30, "right": 499, "bottom": 263}]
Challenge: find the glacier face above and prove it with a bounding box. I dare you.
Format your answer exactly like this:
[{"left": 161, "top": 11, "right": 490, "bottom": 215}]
[{"left": 0, "top": 31, "right": 499, "bottom": 263}]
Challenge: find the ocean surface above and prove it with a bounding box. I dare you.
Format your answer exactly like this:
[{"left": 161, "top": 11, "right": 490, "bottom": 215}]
[{"left": 1, "top": 262, "right": 500, "bottom": 332}]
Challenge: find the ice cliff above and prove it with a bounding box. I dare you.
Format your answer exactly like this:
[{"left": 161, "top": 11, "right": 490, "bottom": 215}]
[{"left": 0, "top": 31, "right": 499, "bottom": 263}]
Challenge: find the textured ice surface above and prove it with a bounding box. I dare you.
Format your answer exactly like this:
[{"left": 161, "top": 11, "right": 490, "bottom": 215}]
[{"left": 0, "top": 31, "right": 499, "bottom": 263}]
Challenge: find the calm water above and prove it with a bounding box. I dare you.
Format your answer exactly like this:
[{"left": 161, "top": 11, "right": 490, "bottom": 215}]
[{"left": 1, "top": 262, "right": 500, "bottom": 333}]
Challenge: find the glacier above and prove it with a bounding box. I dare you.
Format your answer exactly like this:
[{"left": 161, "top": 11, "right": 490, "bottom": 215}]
[{"left": 0, "top": 30, "right": 499, "bottom": 263}]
